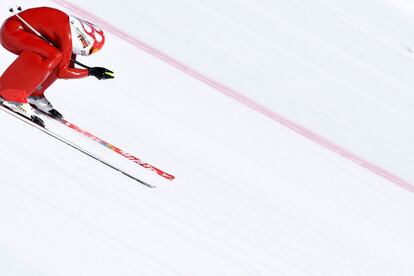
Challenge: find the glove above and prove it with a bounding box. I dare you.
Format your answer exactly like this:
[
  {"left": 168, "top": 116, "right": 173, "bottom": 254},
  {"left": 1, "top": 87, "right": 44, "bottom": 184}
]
[{"left": 89, "top": 67, "right": 115, "bottom": 80}]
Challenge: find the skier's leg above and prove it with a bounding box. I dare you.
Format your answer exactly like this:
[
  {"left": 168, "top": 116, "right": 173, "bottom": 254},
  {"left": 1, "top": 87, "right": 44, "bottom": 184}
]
[
  {"left": 0, "top": 18, "right": 63, "bottom": 67},
  {"left": 0, "top": 50, "right": 46, "bottom": 124},
  {"left": 0, "top": 19, "right": 63, "bottom": 103},
  {"left": 30, "top": 70, "right": 58, "bottom": 97},
  {"left": 0, "top": 50, "right": 61, "bottom": 102},
  {"left": 0, "top": 51, "right": 44, "bottom": 102},
  {"left": 28, "top": 70, "right": 63, "bottom": 119}
]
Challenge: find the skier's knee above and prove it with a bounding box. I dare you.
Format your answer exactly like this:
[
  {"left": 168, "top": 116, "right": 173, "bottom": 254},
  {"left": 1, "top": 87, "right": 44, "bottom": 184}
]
[{"left": 44, "top": 50, "right": 63, "bottom": 70}]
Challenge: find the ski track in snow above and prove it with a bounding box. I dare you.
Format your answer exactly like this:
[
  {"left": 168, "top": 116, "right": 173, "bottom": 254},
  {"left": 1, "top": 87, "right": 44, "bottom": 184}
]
[{"left": 51, "top": 0, "right": 414, "bottom": 193}]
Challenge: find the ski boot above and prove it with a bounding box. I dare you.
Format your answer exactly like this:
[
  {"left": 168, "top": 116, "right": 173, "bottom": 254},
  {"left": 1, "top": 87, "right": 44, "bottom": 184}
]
[
  {"left": 28, "top": 96, "right": 63, "bottom": 119},
  {"left": 2, "top": 100, "right": 45, "bottom": 127}
]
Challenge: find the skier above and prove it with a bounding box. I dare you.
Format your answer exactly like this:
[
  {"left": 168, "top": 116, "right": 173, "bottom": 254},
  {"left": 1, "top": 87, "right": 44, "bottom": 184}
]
[{"left": 0, "top": 6, "right": 114, "bottom": 125}]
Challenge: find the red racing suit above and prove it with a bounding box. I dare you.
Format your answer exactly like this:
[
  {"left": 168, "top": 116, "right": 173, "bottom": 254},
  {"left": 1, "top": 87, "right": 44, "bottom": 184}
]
[{"left": 0, "top": 7, "right": 89, "bottom": 103}]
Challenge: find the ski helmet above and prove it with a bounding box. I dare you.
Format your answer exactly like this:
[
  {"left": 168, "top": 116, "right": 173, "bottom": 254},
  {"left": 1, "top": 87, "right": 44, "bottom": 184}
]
[{"left": 69, "top": 16, "right": 105, "bottom": 56}]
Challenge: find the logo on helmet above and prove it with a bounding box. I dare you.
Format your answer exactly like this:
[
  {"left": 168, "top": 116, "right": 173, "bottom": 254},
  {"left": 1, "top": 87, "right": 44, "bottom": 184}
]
[{"left": 75, "top": 27, "right": 90, "bottom": 49}]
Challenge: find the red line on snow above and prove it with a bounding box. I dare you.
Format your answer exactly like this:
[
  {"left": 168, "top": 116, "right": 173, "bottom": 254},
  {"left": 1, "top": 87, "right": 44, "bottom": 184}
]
[{"left": 53, "top": 0, "right": 414, "bottom": 193}]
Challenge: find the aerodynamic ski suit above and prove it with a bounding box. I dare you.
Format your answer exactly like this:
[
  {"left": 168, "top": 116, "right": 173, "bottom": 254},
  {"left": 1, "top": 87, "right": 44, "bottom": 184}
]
[{"left": 0, "top": 7, "right": 89, "bottom": 103}]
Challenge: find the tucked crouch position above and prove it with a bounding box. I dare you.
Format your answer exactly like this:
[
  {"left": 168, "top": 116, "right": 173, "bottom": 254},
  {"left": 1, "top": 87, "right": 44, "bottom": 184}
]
[{"left": 0, "top": 6, "right": 114, "bottom": 125}]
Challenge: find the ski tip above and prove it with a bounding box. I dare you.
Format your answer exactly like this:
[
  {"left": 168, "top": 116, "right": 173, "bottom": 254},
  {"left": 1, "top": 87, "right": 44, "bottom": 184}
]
[
  {"left": 143, "top": 182, "right": 156, "bottom": 189},
  {"left": 145, "top": 183, "right": 157, "bottom": 189}
]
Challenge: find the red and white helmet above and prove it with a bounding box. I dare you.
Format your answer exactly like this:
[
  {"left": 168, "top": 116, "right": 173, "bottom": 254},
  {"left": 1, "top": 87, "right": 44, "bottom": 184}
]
[{"left": 69, "top": 15, "right": 105, "bottom": 56}]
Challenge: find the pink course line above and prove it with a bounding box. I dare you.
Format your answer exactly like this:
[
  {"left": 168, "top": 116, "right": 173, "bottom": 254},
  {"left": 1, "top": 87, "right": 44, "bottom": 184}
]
[{"left": 53, "top": 0, "right": 414, "bottom": 193}]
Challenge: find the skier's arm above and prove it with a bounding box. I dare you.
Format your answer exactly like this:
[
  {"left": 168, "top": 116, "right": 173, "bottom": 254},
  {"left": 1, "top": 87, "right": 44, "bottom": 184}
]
[
  {"left": 57, "top": 67, "right": 89, "bottom": 79},
  {"left": 54, "top": 28, "right": 89, "bottom": 79},
  {"left": 56, "top": 54, "right": 89, "bottom": 79},
  {"left": 55, "top": 43, "right": 114, "bottom": 80},
  {"left": 54, "top": 22, "right": 113, "bottom": 80}
]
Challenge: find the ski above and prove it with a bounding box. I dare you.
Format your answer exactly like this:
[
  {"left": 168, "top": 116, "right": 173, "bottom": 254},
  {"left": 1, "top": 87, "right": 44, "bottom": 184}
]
[
  {"left": 34, "top": 108, "right": 175, "bottom": 181},
  {"left": 0, "top": 103, "right": 155, "bottom": 188}
]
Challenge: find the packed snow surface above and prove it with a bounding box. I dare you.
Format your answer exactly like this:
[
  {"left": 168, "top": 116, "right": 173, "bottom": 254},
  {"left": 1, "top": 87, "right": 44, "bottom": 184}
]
[{"left": 1, "top": 0, "right": 414, "bottom": 275}]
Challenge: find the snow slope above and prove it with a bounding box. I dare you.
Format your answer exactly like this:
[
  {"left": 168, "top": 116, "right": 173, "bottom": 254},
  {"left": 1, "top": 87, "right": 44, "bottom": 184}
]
[
  {"left": 383, "top": 0, "right": 414, "bottom": 16},
  {"left": 0, "top": 0, "right": 414, "bottom": 275}
]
